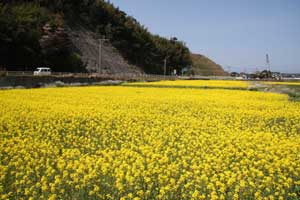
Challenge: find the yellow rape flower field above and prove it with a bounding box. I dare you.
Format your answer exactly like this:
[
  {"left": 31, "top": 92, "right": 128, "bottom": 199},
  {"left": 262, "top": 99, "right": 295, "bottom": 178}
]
[
  {"left": 263, "top": 81, "right": 300, "bottom": 86},
  {"left": 124, "top": 80, "right": 250, "bottom": 89},
  {"left": 0, "top": 82, "right": 300, "bottom": 200}
]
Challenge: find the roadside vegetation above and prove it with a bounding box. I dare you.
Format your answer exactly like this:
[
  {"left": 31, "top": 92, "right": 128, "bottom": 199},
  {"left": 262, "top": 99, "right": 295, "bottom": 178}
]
[
  {"left": 267, "top": 84, "right": 300, "bottom": 102},
  {"left": 248, "top": 81, "right": 300, "bottom": 102}
]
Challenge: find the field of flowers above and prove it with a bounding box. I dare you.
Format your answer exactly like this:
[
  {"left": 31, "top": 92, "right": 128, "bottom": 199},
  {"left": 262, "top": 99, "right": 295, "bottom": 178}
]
[
  {"left": 1, "top": 84, "right": 300, "bottom": 200},
  {"left": 263, "top": 81, "right": 300, "bottom": 86},
  {"left": 124, "top": 80, "right": 250, "bottom": 89}
]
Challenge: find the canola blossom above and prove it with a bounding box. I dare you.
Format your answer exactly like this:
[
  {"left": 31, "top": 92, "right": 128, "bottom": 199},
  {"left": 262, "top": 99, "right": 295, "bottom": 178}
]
[
  {"left": 0, "top": 85, "right": 300, "bottom": 200},
  {"left": 263, "top": 81, "right": 300, "bottom": 86},
  {"left": 124, "top": 80, "right": 250, "bottom": 89}
]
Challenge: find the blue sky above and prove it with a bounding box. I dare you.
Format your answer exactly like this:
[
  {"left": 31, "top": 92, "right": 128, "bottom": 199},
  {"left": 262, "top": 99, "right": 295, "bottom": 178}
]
[{"left": 109, "top": 0, "right": 300, "bottom": 73}]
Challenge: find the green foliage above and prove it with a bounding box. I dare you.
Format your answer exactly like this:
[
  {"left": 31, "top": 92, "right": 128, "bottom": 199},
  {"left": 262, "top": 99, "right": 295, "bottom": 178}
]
[
  {"left": 0, "top": 2, "right": 86, "bottom": 72},
  {"left": 41, "top": 38, "right": 86, "bottom": 73},
  {"left": 1, "top": 0, "right": 192, "bottom": 74},
  {"left": 86, "top": 0, "right": 192, "bottom": 74},
  {"left": 0, "top": 3, "right": 48, "bottom": 70},
  {"left": 36, "top": 0, "right": 191, "bottom": 73},
  {"left": 64, "top": 53, "right": 87, "bottom": 73}
]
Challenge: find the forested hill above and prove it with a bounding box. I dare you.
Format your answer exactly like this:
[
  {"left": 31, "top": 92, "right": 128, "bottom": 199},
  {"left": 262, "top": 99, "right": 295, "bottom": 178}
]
[
  {"left": 0, "top": 0, "right": 191, "bottom": 74},
  {"left": 0, "top": 1, "right": 224, "bottom": 75}
]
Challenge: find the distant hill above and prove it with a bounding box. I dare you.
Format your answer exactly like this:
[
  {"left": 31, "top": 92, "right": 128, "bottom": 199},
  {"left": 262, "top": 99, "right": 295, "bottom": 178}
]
[{"left": 189, "top": 54, "right": 227, "bottom": 76}]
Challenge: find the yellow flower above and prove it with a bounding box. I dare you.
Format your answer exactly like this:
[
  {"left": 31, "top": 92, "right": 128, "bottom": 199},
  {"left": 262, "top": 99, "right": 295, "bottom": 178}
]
[
  {"left": 0, "top": 83, "right": 299, "bottom": 199},
  {"left": 48, "top": 194, "right": 56, "bottom": 200}
]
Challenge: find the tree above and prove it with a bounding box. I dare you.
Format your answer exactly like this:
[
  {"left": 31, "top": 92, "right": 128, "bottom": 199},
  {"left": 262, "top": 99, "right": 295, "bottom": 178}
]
[{"left": 1, "top": 0, "right": 192, "bottom": 74}]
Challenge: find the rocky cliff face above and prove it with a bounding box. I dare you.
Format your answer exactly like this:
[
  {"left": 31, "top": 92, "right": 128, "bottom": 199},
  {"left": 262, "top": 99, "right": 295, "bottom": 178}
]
[{"left": 66, "top": 24, "right": 143, "bottom": 74}]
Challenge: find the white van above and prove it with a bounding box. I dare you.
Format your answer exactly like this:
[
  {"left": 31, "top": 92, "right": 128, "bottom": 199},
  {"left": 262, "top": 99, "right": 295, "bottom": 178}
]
[{"left": 33, "top": 68, "right": 52, "bottom": 76}]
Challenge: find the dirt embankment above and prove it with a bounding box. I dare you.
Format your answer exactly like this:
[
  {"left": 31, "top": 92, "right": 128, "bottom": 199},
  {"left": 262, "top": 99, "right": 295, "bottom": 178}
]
[
  {"left": 190, "top": 54, "right": 227, "bottom": 76},
  {"left": 66, "top": 24, "right": 143, "bottom": 74}
]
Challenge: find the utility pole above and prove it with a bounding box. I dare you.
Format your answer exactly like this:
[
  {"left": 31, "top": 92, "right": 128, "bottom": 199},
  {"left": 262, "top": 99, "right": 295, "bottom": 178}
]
[
  {"left": 266, "top": 54, "right": 271, "bottom": 78},
  {"left": 98, "top": 38, "right": 109, "bottom": 73},
  {"left": 164, "top": 57, "right": 167, "bottom": 77},
  {"left": 163, "top": 55, "right": 170, "bottom": 77},
  {"left": 266, "top": 54, "right": 270, "bottom": 70},
  {"left": 266, "top": 54, "right": 271, "bottom": 71}
]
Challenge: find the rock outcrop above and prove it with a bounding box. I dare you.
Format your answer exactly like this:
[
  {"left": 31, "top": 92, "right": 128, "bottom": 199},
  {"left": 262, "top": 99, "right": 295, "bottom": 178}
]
[{"left": 66, "top": 24, "right": 143, "bottom": 74}]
